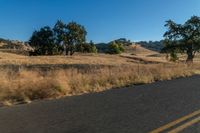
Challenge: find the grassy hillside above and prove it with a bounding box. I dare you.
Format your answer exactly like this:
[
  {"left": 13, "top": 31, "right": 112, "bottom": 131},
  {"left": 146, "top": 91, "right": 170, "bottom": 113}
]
[
  {"left": 2, "top": 41, "right": 200, "bottom": 106},
  {"left": 1, "top": 44, "right": 199, "bottom": 106},
  {"left": 136, "top": 40, "right": 164, "bottom": 52},
  {"left": 0, "top": 38, "right": 32, "bottom": 55}
]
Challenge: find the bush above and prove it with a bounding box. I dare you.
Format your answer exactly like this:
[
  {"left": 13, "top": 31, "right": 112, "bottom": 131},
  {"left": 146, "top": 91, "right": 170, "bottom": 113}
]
[
  {"left": 76, "top": 41, "right": 98, "bottom": 53},
  {"left": 108, "top": 41, "right": 124, "bottom": 54},
  {"left": 170, "top": 51, "right": 179, "bottom": 62}
]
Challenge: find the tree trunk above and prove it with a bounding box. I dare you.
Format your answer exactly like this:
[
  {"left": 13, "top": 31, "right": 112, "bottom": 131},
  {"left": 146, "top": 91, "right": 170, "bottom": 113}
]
[
  {"left": 69, "top": 45, "right": 75, "bottom": 56},
  {"left": 66, "top": 48, "right": 69, "bottom": 55},
  {"left": 186, "top": 50, "right": 194, "bottom": 64},
  {"left": 70, "top": 49, "right": 75, "bottom": 56},
  {"left": 64, "top": 44, "right": 69, "bottom": 55}
]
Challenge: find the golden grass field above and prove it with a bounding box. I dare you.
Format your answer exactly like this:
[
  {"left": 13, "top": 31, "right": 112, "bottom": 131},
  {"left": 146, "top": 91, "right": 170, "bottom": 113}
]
[{"left": 0, "top": 45, "right": 199, "bottom": 106}]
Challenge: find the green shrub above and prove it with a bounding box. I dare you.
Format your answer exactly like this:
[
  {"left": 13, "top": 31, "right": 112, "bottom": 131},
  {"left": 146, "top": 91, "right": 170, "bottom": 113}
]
[{"left": 108, "top": 41, "right": 124, "bottom": 54}]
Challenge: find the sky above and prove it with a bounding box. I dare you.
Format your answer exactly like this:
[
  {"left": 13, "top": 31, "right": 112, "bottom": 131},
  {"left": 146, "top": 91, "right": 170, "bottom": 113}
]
[{"left": 0, "top": 0, "right": 199, "bottom": 43}]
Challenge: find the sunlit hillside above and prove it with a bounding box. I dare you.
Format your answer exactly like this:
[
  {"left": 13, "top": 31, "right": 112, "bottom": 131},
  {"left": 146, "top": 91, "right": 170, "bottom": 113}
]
[{"left": 1, "top": 44, "right": 198, "bottom": 106}]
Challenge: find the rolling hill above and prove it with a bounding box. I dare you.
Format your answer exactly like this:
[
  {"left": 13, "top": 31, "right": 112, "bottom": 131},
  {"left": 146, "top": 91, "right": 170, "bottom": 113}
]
[{"left": 0, "top": 38, "right": 33, "bottom": 55}]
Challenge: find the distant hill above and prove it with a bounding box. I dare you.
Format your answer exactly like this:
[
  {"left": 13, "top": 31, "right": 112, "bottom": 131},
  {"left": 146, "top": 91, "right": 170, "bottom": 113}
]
[
  {"left": 0, "top": 37, "right": 164, "bottom": 55},
  {"left": 136, "top": 40, "right": 164, "bottom": 52},
  {"left": 95, "top": 39, "right": 163, "bottom": 53},
  {"left": 95, "top": 43, "right": 109, "bottom": 53},
  {"left": 0, "top": 38, "right": 33, "bottom": 55},
  {"left": 124, "top": 44, "right": 159, "bottom": 55},
  {"left": 112, "top": 38, "right": 132, "bottom": 46},
  {"left": 96, "top": 38, "right": 132, "bottom": 53}
]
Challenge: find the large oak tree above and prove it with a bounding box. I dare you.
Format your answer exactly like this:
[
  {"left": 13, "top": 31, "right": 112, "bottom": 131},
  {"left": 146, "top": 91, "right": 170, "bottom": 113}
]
[
  {"left": 29, "top": 21, "right": 87, "bottom": 56},
  {"left": 163, "top": 16, "right": 200, "bottom": 63}
]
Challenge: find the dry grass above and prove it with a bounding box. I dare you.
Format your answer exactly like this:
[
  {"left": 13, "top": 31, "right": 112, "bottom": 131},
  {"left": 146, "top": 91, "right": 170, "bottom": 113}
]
[
  {"left": 0, "top": 63, "right": 195, "bottom": 106},
  {"left": 0, "top": 52, "right": 134, "bottom": 66},
  {"left": 0, "top": 45, "right": 166, "bottom": 65},
  {"left": 0, "top": 48, "right": 199, "bottom": 106},
  {"left": 125, "top": 44, "right": 159, "bottom": 56}
]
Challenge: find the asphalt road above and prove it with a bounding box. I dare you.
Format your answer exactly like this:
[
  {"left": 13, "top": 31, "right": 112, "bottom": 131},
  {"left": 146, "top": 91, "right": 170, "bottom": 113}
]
[{"left": 0, "top": 75, "right": 200, "bottom": 133}]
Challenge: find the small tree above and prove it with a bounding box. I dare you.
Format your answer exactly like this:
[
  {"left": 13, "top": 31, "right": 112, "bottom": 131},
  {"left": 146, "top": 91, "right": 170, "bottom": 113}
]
[
  {"left": 89, "top": 41, "right": 98, "bottom": 53},
  {"left": 76, "top": 41, "right": 98, "bottom": 53},
  {"left": 163, "top": 16, "right": 200, "bottom": 63}
]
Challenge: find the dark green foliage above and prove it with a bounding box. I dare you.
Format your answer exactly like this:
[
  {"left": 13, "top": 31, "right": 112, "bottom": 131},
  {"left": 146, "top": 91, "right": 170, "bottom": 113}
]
[
  {"left": 53, "top": 20, "right": 66, "bottom": 45},
  {"left": 170, "top": 52, "right": 178, "bottom": 62},
  {"left": 108, "top": 41, "right": 125, "bottom": 54},
  {"left": 29, "top": 26, "right": 57, "bottom": 55},
  {"left": 76, "top": 41, "right": 97, "bottom": 53},
  {"left": 53, "top": 20, "right": 69, "bottom": 55},
  {"left": 53, "top": 20, "right": 67, "bottom": 52},
  {"left": 84, "top": 41, "right": 97, "bottom": 53},
  {"left": 29, "top": 20, "right": 88, "bottom": 56},
  {"left": 95, "top": 43, "right": 109, "bottom": 53},
  {"left": 114, "top": 38, "right": 132, "bottom": 46},
  {"left": 89, "top": 41, "right": 98, "bottom": 53},
  {"left": 161, "top": 39, "right": 179, "bottom": 62},
  {"left": 95, "top": 38, "right": 131, "bottom": 53},
  {"left": 66, "top": 22, "right": 87, "bottom": 55},
  {"left": 137, "top": 40, "right": 164, "bottom": 52},
  {"left": 162, "top": 16, "right": 200, "bottom": 63}
]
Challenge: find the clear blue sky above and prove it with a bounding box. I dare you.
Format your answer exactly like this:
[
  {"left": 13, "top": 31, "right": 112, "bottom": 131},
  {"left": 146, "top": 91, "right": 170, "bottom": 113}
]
[{"left": 0, "top": 0, "right": 199, "bottom": 43}]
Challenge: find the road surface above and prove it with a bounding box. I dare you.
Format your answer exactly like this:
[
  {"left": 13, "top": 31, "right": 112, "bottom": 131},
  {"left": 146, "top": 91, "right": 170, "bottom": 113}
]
[{"left": 0, "top": 75, "right": 200, "bottom": 133}]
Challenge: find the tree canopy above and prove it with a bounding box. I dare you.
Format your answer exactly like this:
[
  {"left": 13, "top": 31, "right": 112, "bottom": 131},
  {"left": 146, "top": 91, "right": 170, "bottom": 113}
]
[
  {"left": 162, "top": 16, "right": 200, "bottom": 63},
  {"left": 66, "top": 22, "right": 87, "bottom": 55},
  {"left": 29, "top": 26, "right": 56, "bottom": 55},
  {"left": 29, "top": 20, "right": 89, "bottom": 56}
]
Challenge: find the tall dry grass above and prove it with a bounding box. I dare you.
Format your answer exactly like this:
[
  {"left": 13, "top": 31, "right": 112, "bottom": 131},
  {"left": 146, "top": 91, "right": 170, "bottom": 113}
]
[{"left": 0, "top": 63, "right": 194, "bottom": 106}]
